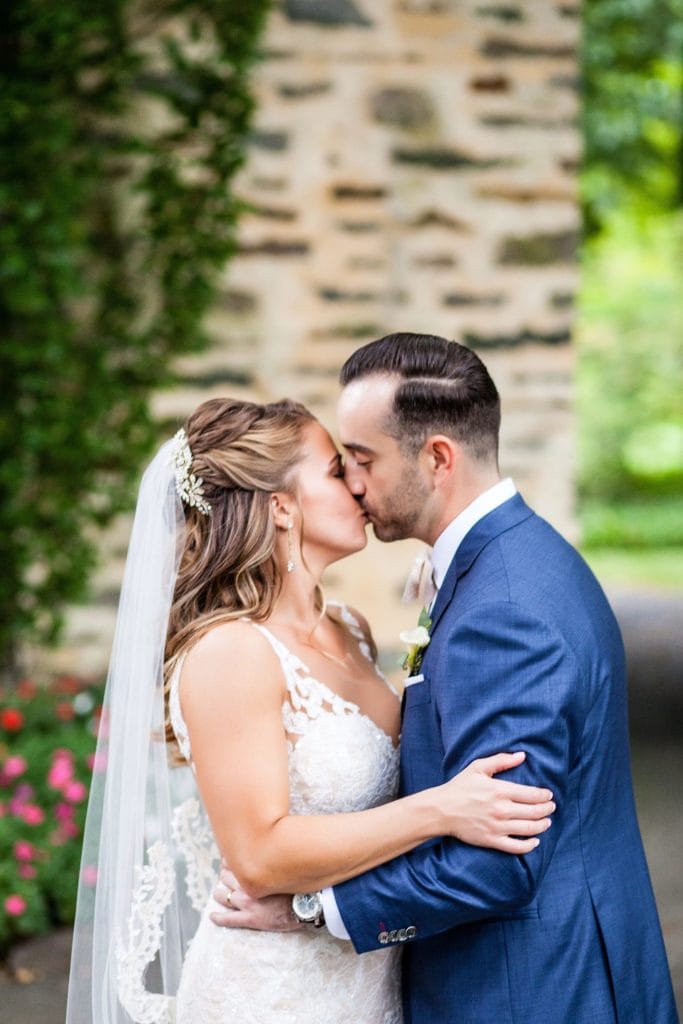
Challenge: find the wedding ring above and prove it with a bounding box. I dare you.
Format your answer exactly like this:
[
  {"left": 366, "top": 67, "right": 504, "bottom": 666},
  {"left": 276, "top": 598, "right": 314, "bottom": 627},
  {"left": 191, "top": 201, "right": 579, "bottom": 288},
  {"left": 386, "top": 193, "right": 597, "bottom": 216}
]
[{"left": 226, "top": 889, "right": 233, "bottom": 908}]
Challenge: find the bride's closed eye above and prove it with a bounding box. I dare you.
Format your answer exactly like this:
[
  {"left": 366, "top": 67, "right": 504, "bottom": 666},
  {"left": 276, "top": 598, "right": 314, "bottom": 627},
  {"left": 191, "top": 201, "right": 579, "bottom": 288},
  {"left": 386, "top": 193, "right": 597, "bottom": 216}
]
[{"left": 331, "top": 455, "right": 346, "bottom": 479}]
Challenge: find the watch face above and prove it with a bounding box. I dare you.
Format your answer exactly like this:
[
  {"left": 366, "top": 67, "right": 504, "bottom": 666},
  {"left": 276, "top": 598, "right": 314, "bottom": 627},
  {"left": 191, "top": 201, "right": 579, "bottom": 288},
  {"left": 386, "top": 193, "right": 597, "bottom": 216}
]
[{"left": 292, "top": 892, "right": 321, "bottom": 922}]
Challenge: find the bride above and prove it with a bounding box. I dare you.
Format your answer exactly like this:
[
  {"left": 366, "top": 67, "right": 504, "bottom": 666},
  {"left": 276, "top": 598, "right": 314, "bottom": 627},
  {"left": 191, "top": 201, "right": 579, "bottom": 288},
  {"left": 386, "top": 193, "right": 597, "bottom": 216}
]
[{"left": 66, "top": 396, "right": 554, "bottom": 1024}]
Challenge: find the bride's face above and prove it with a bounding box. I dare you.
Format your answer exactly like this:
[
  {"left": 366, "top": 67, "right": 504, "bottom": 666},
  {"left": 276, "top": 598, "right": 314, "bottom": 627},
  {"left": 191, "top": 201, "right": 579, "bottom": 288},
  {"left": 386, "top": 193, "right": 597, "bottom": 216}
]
[{"left": 293, "top": 420, "right": 369, "bottom": 564}]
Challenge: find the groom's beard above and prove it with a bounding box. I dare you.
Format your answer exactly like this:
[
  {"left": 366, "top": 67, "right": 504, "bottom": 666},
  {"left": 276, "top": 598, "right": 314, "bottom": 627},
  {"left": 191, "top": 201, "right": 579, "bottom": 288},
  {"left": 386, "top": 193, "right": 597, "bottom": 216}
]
[{"left": 363, "top": 475, "right": 429, "bottom": 543}]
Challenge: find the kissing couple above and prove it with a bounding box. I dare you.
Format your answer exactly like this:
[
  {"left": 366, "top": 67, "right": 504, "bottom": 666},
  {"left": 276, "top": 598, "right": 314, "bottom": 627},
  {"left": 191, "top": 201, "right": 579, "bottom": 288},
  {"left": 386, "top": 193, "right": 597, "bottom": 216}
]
[{"left": 67, "top": 333, "right": 677, "bottom": 1024}]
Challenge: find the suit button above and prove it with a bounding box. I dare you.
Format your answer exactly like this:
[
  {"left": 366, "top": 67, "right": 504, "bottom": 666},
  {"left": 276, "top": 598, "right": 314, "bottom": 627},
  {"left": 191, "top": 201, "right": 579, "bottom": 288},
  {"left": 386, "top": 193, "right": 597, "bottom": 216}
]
[
  {"left": 397, "top": 928, "right": 407, "bottom": 942},
  {"left": 378, "top": 931, "right": 389, "bottom": 945},
  {"left": 405, "top": 926, "right": 417, "bottom": 939},
  {"left": 388, "top": 930, "right": 397, "bottom": 942}
]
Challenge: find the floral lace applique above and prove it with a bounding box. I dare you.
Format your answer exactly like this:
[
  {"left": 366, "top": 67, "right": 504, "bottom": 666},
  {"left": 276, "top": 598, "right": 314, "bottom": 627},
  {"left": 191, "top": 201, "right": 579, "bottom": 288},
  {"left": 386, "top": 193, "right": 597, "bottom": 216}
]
[
  {"left": 115, "top": 841, "right": 176, "bottom": 1024},
  {"left": 172, "top": 798, "right": 220, "bottom": 912}
]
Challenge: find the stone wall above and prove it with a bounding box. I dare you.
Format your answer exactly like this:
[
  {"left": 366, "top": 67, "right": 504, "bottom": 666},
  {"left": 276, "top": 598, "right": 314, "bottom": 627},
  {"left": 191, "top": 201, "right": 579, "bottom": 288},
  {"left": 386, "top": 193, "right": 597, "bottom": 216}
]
[{"left": 42, "top": 0, "right": 581, "bottom": 677}]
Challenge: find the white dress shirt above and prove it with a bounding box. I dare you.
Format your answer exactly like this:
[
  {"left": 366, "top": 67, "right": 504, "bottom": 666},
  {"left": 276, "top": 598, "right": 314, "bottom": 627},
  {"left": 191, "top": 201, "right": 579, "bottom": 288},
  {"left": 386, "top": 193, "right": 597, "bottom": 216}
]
[{"left": 321, "top": 477, "right": 517, "bottom": 940}]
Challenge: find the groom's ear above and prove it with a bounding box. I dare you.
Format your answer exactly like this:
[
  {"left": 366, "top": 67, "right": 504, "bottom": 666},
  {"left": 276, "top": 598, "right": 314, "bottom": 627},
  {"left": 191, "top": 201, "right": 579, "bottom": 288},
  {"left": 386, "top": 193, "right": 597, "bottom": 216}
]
[{"left": 424, "top": 435, "right": 458, "bottom": 483}]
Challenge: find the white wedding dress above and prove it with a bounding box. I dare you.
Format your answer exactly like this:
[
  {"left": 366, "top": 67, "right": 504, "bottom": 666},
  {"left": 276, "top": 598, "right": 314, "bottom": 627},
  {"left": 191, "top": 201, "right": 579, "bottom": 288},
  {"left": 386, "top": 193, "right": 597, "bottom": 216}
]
[{"left": 117, "top": 604, "right": 402, "bottom": 1024}]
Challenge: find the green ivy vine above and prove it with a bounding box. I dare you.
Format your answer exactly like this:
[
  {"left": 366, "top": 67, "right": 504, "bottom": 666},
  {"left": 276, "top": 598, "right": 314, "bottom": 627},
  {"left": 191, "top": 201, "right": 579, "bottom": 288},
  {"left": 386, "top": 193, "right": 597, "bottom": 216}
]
[{"left": 0, "top": 0, "right": 271, "bottom": 677}]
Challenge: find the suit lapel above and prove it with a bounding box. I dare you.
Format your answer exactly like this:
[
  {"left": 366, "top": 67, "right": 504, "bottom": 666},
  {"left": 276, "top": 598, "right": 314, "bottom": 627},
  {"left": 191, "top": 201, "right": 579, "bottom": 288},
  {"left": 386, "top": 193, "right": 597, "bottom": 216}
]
[{"left": 428, "top": 494, "right": 534, "bottom": 634}]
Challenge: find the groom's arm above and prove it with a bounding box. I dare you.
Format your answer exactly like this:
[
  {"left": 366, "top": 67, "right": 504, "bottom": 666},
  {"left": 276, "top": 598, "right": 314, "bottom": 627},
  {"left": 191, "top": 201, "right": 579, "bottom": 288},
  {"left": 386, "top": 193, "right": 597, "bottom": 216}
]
[{"left": 333, "top": 600, "right": 583, "bottom": 953}]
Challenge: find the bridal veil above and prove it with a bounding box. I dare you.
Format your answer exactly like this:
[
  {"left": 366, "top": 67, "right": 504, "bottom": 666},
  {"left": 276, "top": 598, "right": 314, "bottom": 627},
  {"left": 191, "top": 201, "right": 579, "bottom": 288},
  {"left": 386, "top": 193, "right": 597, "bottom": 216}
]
[{"left": 65, "top": 439, "right": 208, "bottom": 1023}]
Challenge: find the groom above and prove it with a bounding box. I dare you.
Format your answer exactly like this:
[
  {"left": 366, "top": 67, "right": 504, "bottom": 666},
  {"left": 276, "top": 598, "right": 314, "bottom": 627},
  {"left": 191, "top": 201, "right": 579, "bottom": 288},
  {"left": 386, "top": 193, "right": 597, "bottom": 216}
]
[{"left": 215, "top": 333, "right": 678, "bottom": 1023}]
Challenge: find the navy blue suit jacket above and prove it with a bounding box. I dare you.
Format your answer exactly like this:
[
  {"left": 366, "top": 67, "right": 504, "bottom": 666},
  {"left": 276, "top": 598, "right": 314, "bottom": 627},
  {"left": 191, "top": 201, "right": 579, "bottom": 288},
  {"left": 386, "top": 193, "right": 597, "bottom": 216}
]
[{"left": 334, "top": 496, "right": 678, "bottom": 1023}]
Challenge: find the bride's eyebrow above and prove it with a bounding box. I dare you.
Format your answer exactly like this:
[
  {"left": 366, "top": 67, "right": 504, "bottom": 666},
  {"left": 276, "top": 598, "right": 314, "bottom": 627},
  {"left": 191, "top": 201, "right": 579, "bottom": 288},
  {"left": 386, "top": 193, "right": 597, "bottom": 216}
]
[{"left": 328, "top": 453, "right": 343, "bottom": 470}]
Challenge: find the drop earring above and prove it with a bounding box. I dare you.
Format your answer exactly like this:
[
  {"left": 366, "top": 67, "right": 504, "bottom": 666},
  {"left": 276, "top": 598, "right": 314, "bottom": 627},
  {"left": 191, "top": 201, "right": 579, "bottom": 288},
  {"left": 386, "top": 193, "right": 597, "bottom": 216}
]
[{"left": 287, "top": 521, "right": 295, "bottom": 573}]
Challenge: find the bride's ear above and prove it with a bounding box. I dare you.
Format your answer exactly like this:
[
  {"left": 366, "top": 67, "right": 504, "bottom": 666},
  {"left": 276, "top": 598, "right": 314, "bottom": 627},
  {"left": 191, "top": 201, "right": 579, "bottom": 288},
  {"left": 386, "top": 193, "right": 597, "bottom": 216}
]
[{"left": 270, "top": 492, "right": 295, "bottom": 529}]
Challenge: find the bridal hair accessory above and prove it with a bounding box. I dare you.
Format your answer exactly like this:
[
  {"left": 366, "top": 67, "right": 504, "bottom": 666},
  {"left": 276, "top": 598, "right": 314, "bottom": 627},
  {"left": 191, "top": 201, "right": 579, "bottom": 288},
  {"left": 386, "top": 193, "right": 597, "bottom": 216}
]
[
  {"left": 171, "top": 428, "right": 212, "bottom": 516},
  {"left": 286, "top": 520, "right": 295, "bottom": 573}
]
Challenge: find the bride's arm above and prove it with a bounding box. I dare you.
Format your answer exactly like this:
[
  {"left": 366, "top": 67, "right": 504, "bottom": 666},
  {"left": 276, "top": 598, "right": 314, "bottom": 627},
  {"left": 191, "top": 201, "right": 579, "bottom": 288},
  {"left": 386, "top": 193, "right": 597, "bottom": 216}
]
[{"left": 181, "top": 622, "right": 554, "bottom": 899}]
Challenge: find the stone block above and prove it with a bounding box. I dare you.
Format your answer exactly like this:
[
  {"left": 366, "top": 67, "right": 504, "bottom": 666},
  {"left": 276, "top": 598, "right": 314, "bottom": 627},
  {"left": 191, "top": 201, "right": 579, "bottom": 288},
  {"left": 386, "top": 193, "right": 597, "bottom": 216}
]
[
  {"left": 283, "top": 0, "right": 372, "bottom": 26},
  {"left": 370, "top": 86, "right": 437, "bottom": 131},
  {"left": 498, "top": 230, "right": 578, "bottom": 265},
  {"left": 393, "top": 146, "right": 515, "bottom": 170}
]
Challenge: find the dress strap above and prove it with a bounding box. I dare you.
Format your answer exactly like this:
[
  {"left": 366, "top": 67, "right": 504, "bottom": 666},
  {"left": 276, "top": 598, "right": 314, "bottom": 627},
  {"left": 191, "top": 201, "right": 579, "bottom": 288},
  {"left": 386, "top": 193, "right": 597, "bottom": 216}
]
[
  {"left": 249, "top": 622, "right": 310, "bottom": 690},
  {"left": 327, "top": 600, "right": 373, "bottom": 665}
]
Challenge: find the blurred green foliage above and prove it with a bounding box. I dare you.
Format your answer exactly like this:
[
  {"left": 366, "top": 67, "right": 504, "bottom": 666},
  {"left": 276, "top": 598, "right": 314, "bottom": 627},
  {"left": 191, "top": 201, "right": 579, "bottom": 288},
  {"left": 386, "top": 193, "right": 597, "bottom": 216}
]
[
  {"left": 582, "top": 0, "right": 683, "bottom": 235},
  {"left": 0, "top": 1, "right": 270, "bottom": 678},
  {"left": 580, "top": 0, "right": 682, "bottom": 554},
  {"left": 577, "top": 213, "right": 683, "bottom": 547}
]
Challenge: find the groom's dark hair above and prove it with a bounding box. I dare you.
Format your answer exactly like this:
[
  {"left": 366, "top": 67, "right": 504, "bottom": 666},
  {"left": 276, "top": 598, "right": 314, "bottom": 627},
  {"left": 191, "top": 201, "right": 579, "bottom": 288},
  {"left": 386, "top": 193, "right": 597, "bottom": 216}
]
[{"left": 340, "top": 332, "right": 501, "bottom": 463}]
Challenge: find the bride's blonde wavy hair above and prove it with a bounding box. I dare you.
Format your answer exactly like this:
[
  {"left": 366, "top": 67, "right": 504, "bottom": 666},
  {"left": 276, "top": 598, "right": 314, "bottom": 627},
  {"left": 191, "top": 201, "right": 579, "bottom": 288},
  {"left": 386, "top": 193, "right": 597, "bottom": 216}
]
[{"left": 163, "top": 396, "right": 317, "bottom": 749}]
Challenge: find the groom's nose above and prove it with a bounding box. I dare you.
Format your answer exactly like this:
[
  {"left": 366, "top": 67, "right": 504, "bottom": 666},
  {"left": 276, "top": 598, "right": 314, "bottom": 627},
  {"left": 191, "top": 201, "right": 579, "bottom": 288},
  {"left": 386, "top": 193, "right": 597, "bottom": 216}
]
[{"left": 343, "top": 466, "right": 365, "bottom": 496}]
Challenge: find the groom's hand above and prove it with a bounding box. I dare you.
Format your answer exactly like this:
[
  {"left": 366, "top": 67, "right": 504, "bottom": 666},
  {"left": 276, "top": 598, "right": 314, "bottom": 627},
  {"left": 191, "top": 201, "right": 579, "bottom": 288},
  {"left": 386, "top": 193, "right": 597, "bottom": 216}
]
[{"left": 210, "top": 862, "right": 303, "bottom": 932}]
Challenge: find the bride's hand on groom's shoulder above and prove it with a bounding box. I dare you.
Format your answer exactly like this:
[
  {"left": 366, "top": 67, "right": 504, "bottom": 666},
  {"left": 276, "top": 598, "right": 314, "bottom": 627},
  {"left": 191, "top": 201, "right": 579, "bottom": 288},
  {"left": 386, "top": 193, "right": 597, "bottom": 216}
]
[
  {"left": 210, "top": 863, "right": 301, "bottom": 932},
  {"left": 438, "top": 751, "right": 555, "bottom": 854}
]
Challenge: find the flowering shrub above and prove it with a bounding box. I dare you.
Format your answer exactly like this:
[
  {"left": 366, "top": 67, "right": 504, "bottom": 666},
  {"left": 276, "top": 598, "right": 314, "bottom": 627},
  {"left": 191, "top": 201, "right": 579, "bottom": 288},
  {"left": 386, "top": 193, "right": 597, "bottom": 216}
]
[{"left": 0, "top": 676, "right": 104, "bottom": 956}]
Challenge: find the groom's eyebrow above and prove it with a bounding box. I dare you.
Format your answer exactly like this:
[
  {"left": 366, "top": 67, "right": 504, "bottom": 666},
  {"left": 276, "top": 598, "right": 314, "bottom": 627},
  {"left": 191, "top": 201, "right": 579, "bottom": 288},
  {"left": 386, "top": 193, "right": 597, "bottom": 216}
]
[{"left": 342, "top": 442, "right": 374, "bottom": 455}]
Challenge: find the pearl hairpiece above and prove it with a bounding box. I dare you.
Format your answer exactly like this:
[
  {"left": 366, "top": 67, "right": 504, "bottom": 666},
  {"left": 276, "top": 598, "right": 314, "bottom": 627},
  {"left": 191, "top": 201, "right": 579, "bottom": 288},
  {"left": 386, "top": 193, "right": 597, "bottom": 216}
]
[{"left": 171, "top": 428, "right": 212, "bottom": 516}]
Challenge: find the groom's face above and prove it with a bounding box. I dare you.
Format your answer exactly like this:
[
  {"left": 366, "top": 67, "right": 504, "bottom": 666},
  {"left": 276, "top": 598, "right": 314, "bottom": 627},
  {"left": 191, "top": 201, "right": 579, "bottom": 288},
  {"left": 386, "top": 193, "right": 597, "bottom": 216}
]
[{"left": 337, "top": 376, "right": 430, "bottom": 542}]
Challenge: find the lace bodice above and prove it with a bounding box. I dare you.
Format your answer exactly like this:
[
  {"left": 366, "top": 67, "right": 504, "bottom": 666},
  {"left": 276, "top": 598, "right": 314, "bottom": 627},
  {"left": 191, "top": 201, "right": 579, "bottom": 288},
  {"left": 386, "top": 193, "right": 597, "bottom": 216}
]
[
  {"left": 117, "top": 603, "right": 403, "bottom": 1024},
  {"left": 169, "top": 602, "right": 399, "bottom": 815}
]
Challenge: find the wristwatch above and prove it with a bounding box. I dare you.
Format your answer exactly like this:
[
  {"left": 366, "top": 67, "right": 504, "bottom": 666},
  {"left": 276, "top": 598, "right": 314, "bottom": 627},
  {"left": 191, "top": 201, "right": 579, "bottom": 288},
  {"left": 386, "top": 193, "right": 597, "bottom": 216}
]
[{"left": 292, "top": 891, "right": 326, "bottom": 928}]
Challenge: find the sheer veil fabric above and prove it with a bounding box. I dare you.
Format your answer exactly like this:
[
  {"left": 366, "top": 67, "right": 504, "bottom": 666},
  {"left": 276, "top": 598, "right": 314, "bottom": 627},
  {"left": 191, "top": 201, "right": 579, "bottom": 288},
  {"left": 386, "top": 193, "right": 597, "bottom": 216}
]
[{"left": 66, "top": 440, "right": 209, "bottom": 1023}]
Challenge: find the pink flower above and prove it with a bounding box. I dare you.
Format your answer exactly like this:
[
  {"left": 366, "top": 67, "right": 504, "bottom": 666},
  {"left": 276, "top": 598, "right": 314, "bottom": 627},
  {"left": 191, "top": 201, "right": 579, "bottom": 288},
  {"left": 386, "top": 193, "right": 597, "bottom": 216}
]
[
  {"left": 21, "top": 804, "right": 45, "bottom": 826},
  {"left": 64, "top": 780, "right": 87, "bottom": 803},
  {"left": 82, "top": 864, "right": 98, "bottom": 886},
  {"left": 18, "top": 864, "right": 37, "bottom": 880},
  {"left": 60, "top": 820, "right": 80, "bottom": 839},
  {"left": 13, "top": 840, "right": 34, "bottom": 862},
  {"left": 4, "top": 895, "right": 27, "bottom": 917},
  {"left": 55, "top": 802, "right": 75, "bottom": 822},
  {"left": 4, "top": 756, "right": 27, "bottom": 780},
  {"left": 48, "top": 750, "right": 74, "bottom": 790}
]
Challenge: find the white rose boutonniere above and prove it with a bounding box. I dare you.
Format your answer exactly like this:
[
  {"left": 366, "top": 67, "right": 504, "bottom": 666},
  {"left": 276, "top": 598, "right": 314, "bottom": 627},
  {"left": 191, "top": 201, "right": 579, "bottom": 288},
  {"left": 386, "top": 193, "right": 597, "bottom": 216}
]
[{"left": 399, "top": 607, "right": 432, "bottom": 675}]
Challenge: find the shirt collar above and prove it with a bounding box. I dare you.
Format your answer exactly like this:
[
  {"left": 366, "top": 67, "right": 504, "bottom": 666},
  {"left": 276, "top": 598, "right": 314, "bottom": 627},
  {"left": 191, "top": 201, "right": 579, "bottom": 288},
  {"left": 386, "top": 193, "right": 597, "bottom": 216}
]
[{"left": 431, "top": 478, "right": 517, "bottom": 590}]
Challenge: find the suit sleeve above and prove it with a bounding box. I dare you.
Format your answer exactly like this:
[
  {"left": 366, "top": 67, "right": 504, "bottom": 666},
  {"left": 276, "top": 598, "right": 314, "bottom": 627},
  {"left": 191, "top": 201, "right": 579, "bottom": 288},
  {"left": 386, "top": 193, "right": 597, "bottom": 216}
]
[{"left": 332, "top": 601, "right": 584, "bottom": 953}]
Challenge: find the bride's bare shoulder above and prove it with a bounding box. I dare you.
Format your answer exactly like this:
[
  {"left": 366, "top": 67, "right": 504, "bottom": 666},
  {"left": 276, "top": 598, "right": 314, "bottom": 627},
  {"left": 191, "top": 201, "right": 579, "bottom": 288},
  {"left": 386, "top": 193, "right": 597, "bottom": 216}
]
[{"left": 180, "top": 619, "right": 283, "bottom": 699}]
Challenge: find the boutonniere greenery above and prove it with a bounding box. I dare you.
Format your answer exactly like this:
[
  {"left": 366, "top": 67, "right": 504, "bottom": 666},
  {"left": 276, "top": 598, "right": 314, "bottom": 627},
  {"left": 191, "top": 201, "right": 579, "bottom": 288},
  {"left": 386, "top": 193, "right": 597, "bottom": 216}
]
[{"left": 399, "top": 606, "right": 432, "bottom": 675}]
